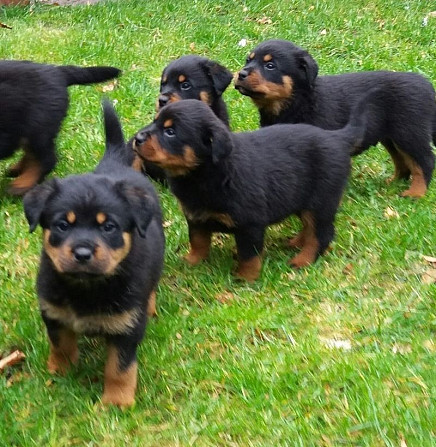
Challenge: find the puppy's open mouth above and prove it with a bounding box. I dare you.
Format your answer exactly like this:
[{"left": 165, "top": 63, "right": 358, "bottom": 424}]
[{"left": 234, "top": 82, "right": 262, "bottom": 98}]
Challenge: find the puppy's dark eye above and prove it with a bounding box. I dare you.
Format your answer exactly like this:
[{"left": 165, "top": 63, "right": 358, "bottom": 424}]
[
  {"left": 180, "top": 81, "right": 191, "bottom": 91},
  {"left": 265, "top": 62, "right": 275, "bottom": 70},
  {"left": 56, "top": 220, "right": 70, "bottom": 232},
  {"left": 102, "top": 221, "right": 117, "bottom": 233},
  {"left": 164, "top": 127, "right": 176, "bottom": 137}
]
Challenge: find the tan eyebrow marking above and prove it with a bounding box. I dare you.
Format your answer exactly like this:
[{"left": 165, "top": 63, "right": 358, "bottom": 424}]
[
  {"left": 66, "top": 211, "right": 76, "bottom": 224},
  {"left": 249, "top": 52, "right": 255, "bottom": 59},
  {"left": 96, "top": 212, "right": 106, "bottom": 224},
  {"left": 178, "top": 74, "right": 186, "bottom": 83},
  {"left": 164, "top": 119, "right": 173, "bottom": 128},
  {"left": 263, "top": 54, "right": 272, "bottom": 62}
]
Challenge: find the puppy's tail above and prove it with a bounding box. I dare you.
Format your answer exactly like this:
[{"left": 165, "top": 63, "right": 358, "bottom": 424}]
[
  {"left": 341, "top": 87, "right": 382, "bottom": 153},
  {"left": 58, "top": 65, "right": 121, "bottom": 86},
  {"left": 96, "top": 100, "right": 134, "bottom": 171}
]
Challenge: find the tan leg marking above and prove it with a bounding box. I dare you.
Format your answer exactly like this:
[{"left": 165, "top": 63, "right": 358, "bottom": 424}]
[
  {"left": 147, "top": 290, "right": 157, "bottom": 317},
  {"left": 288, "top": 231, "right": 305, "bottom": 249},
  {"left": 399, "top": 151, "right": 427, "bottom": 198},
  {"left": 289, "top": 212, "right": 320, "bottom": 268},
  {"left": 102, "top": 345, "right": 137, "bottom": 407},
  {"left": 235, "top": 255, "right": 262, "bottom": 282},
  {"left": 8, "top": 155, "right": 42, "bottom": 196},
  {"left": 47, "top": 328, "right": 79, "bottom": 375},
  {"left": 184, "top": 230, "right": 212, "bottom": 265},
  {"left": 384, "top": 143, "right": 410, "bottom": 183}
]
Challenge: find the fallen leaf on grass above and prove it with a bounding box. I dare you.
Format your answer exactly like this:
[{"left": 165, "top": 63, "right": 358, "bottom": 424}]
[
  {"left": 215, "top": 291, "right": 234, "bottom": 304},
  {"left": 384, "top": 206, "right": 399, "bottom": 219},
  {"left": 101, "top": 79, "right": 118, "bottom": 93},
  {"left": 320, "top": 337, "right": 352, "bottom": 350},
  {"left": 0, "top": 350, "right": 26, "bottom": 371},
  {"left": 422, "top": 254, "right": 436, "bottom": 264},
  {"left": 421, "top": 268, "right": 436, "bottom": 284},
  {"left": 256, "top": 16, "right": 272, "bottom": 25},
  {"left": 392, "top": 343, "right": 412, "bottom": 355},
  {"left": 0, "top": 22, "right": 12, "bottom": 29}
]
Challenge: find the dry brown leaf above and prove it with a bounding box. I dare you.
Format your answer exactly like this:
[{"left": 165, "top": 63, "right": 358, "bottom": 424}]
[
  {"left": 0, "top": 350, "right": 26, "bottom": 371},
  {"left": 343, "top": 263, "right": 353, "bottom": 275},
  {"left": 422, "top": 255, "right": 436, "bottom": 264},
  {"left": 256, "top": 16, "right": 272, "bottom": 25},
  {"left": 189, "top": 42, "right": 196, "bottom": 52},
  {"left": 392, "top": 343, "right": 412, "bottom": 355},
  {"left": 422, "top": 268, "right": 436, "bottom": 284},
  {"left": 0, "top": 22, "right": 12, "bottom": 29},
  {"left": 384, "top": 206, "right": 399, "bottom": 219},
  {"left": 101, "top": 80, "right": 118, "bottom": 93},
  {"left": 215, "top": 291, "right": 234, "bottom": 304}
]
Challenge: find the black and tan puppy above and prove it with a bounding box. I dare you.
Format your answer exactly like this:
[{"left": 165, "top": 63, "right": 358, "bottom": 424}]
[
  {"left": 23, "top": 101, "right": 164, "bottom": 407},
  {"left": 134, "top": 55, "right": 233, "bottom": 182},
  {"left": 0, "top": 60, "right": 121, "bottom": 195},
  {"left": 235, "top": 39, "right": 436, "bottom": 198},
  {"left": 132, "top": 95, "right": 374, "bottom": 281}
]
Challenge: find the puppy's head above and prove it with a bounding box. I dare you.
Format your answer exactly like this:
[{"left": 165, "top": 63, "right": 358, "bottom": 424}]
[
  {"left": 234, "top": 39, "right": 319, "bottom": 114},
  {"left": 23, "top": 176, "right": 156, "bottom": 278},
  {"left": 134, "top": 100, "right": 233, "bottom": 177},
  {"left": 157, "top": 55, "right": 233, "bottom": 110}
]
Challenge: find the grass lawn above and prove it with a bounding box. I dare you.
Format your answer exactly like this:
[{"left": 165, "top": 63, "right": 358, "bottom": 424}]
[{"left": 0, "top": 0, "right": 435, "bottom": 445}]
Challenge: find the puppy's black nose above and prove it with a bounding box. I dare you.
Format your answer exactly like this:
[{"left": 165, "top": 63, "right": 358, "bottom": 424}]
[
  {"left": 73, "top": 246, "right": 93, "bottom": 263},
  {"left": 238, "top": 69, "right": 249, "bottom": 81},
  {"left": 134, "top": 130, "right": 148, "bottom": 147},
  {"left": 158, "top": 94, "right": 169, "bottom": 108}
]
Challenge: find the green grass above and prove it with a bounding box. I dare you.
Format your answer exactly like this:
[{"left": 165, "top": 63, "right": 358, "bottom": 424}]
[{"left": 0, "top": 0, "right": 435, "bottom": 445}]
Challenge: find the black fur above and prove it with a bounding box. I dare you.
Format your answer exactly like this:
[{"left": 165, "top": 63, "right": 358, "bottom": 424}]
[
  {"left": 235, "top": 39, "right": 436, "bottom": 197},
  {"left": 23, "top": 101, "right": 164, "bottom": 407},
  {"left": 0, "top": 60, "right": 121, "bottom": 195},
  {"left": 133, "top": 94, "right": 376, "bottom": 280},
  {"left": 132, "top": 55, "right": 233, "bottom": 183}
]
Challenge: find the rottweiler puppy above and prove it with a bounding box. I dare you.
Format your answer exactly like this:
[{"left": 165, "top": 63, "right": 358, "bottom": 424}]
[
  {"left": 0, "top": 60, "right": 121, "bottom": 195},
  {"left": 23, "top": 101, "right": 164, "bottom": 407},
  {"left": 235, "top": 39, "right": 436, "bottom": 198},
  {"left": 133, "top": 55, "right": 233, "bottom": 183},
  {"left": 132, "top": 94, "right": 374, "bottom": 281}
]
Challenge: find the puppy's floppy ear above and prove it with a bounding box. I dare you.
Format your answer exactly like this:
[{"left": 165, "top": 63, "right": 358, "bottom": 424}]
[
  {"left": 297, "top": 51, "right": 318, "bottom": 88},
  {"left": 202, "top": 60, "right": 233, "bottom": 96},
  {"left": 23, "top": 179, "right": 58, "bottom": 232},
  {"left": 115, "top": 183, "right": 158, "bottom": 238},
  {"left": 208, "top": 121, "right": 233, "bottom": 164}
]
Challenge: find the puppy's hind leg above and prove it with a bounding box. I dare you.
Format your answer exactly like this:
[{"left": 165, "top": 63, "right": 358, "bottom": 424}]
[
  {"left": 288, "top": 211, "right": 321, "bottom": 268},
  {"left": 397, "top": 146, "right": 434, "bottom": 198},
  {"left": 382, "top": 139, "right": 410, "bottom": 183},
  {"left": 390, "top": 132, "right": 434, "bottom": 198},
  {"left": 7, "top": 139, "right": 57, "bottom": 196}
]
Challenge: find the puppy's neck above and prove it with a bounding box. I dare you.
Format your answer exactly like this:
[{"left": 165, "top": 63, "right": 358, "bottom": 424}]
[{"left": 258, "top": 86, "right": 315, "bottom": 127}]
